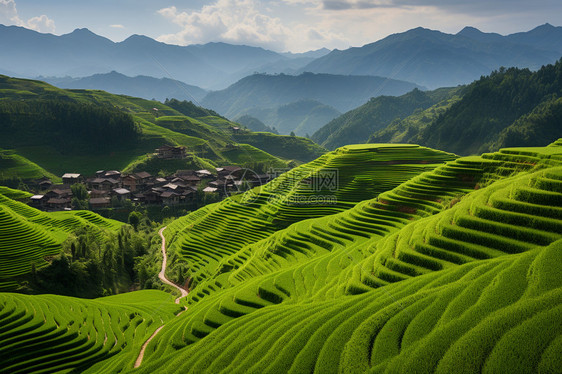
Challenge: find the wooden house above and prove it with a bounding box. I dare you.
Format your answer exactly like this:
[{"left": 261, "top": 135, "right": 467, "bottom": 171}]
[
  {"left": 89, "top": 197, "right": 111, "bottom": 209},
  {"left": 156, "top": 145, "right": 186, "bottom": 159},
  {"left": 62, "top": 173, "right": 82, "bottom": 186}
]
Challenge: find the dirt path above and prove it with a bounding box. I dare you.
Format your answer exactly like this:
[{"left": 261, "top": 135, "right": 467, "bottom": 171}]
[
  {"left": 133, "top": 226, "right": 188, "bottom": 368},
  {"left": 157, "top": 226, "right": 189, "bottom": 304}
]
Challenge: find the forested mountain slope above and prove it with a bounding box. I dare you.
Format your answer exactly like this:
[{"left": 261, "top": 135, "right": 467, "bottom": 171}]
[
  {"left": 312, "top": 87, "right": 457, "bottom": 149},
  {"left": 361, "top": 59, "right": 562, "bottom": 156}
]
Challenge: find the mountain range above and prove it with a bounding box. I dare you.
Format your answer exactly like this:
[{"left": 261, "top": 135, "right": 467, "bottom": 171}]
[
  {"left": 1, "top": 23, "right": 561, "bottom": 92},
  {"left": 0, "top": 24, "right": 328, "bottom": 90},
  {"left": 201, "top": 72, "right": 421, "bottom": 135},
  {"left": 43, "top": 71, "right": 208, "bottom": 103},
  {"left": 301, "top": 23, "right": 562, "bottom": 88}
]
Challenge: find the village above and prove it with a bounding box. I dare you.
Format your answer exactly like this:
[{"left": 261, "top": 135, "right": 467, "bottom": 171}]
[{"left": 28, "top": 145, "right": 272, "bottom": 212}]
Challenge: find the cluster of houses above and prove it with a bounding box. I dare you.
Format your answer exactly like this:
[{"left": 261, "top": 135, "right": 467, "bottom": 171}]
[{"left": 28, "top": 166, "right": 271, "bottom": 212}]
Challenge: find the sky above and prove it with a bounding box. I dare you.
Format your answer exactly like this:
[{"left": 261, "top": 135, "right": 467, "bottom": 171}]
[{"left": 1, "top": 0, "right": 561, "bottom": 52}]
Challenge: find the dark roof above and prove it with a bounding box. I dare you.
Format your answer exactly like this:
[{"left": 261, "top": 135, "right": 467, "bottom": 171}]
[
  {"left": 183, "top": 175, "right": 201, "bottom": 181},
  {"left": 90, "top": 197, "right": 111, "bottom": 204},
  {"left": 157, "top": 144, "right": 175, "bottom": 150},
  {"left": 47, "top": 198, "right": 71, "bottom": 204},
  {"left": 175, "top": 169, "right": 195, "bottom": 176},
  {"left": 222, "top": 165, "right": 243, "bottom": 172},
  {"left": 91, "top": 178, "right": 119, "bottom": 184},
  {"left": 49, "top": 188, "right": 71, "bottom": 195},
  {"left": 161, "top": 191, "right": 178, "bottom": 198},
  {"left": 135, "top": 171, "right": 152, "bottom": 179}
]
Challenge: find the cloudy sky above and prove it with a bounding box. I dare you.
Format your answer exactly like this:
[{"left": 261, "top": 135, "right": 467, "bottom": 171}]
[{"left": 1, "top": 0, "right": 561, "bottom": 52}]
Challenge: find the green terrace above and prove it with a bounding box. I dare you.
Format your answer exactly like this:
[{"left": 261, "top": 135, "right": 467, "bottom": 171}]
[
  {"left": 0, "top": 193, "right": 123, "bottom": 290},
  {"left": 136, "top": 239, "right": 562, "bottom": 374},
  {"left": 0, "top": 290, "right": 179, "bottom": 374},
  {"left": 137, "top": 140, "right": 562, "bottom": 359},
  {"left": 163, "top": 144, "right": 456, "bottom": 290},
  {"left": 0, "top": 140, "right": 561, "bottom": 373}
]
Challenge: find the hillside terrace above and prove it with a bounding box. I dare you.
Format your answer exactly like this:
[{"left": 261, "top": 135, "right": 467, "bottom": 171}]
[{"left": 26, "top": 166, "right": 272, "bottom": 212}]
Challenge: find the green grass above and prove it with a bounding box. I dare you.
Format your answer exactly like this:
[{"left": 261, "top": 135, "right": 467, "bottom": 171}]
[
  {"left": 0, "top": 148, "right": 60, "bottom": 183},
  {"left": 0, "top": 192, "right": 123, "bottom": 290},
  {"left": 136, "top": 240, "right": 562, "bottom": 373},
  {"left": 232, "top": 132, "right": 327, "bottom": 163},
  {"left": 0, "top": 186, "right": 32, "bottom": 201}
]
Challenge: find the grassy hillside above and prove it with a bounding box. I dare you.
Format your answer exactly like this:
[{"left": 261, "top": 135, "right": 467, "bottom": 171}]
[
  {"left": 233, "top": 115, "right": 278, "bottom": 134},
  {"left": 0, "top": 148, "right": 60, "bottom": 184},
  {"left": 232, "top": 132, "right": 327, "bottom": 163},
  {"left": 1, "top": 140, "right": 561, "bottom": 373},
  {"left": 0, "top": 75, "right": 322, "bottom": 177},
  {"left": 312, "top": 88, "right": 452, "bottom": 150},
  {"left": 161, "top": 144, "right": 456, "bottom": 288},
  {"left": 0, "top": 192, "right": 123, "bottom": 291}
]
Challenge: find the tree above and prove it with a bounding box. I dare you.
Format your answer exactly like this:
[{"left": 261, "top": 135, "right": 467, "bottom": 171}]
[
  {"left": 128, "top": 211, "right": 143, "bottom": 231},
  {"left": 71, "top": 183, "right": 89, "bottom": 210}
]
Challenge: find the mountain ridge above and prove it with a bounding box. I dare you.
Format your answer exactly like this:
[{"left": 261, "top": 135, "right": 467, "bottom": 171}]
[{"left": 300, "top": 24, "right": 562, "bottom": 88}]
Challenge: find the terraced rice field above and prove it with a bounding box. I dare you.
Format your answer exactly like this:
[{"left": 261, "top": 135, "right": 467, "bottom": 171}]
[
  {"left": 1, "top": 141, "right": 562, "bottom": 373},
  {"left": 0, "top": 290, "right": 180, "bottom": 373},
  {"left": 0, "top": 192, "right": 123, "bottom": 290},
  {"left": 165, "top": 144, "right": 456, "bottom": 290},
  {"left": 131, "top": 141, "right": 562, "bottom": 372},
  {"left": 136, "top": 239, "right": 562, "bottom": 374}
]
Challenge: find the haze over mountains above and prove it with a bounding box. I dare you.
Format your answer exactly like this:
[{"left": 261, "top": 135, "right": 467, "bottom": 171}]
[
  {"left": 44, "top": 72, "right": 208, "bottom": 103},
  {"left": 1, "top": 23, "right": 561, "bottom": 92},
  {"left": 301, "top": 23, "right": 562, "bottom": 88},
  {"left": 0, "top": 24, "right": 329, "bottom": 90}
]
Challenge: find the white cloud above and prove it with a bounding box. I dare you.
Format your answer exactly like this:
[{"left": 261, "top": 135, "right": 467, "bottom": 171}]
[
  {"left": 110, "top": 24, "right": 125, "bottom": 29},
  {"left": 157, "top": 0, "right": 350, "bottom": 52},
  {"left": 0, "top": 0, "right": 23, "bottom": 25},
  {"left": 0, "top": 0, "right": 55, "bottom": 33},
  {"left": 27, "top": 14, "right": 55, "bottom": 33},
  {"left": 157, "top": 1, "right": 288, "bottom": 50}
]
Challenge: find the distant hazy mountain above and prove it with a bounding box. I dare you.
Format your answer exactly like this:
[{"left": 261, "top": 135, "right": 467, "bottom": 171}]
[
  {"left": 0, "top": 25, "right": 320, "bottom": 89},
  {"left": 301, "top": 24, "right": 562, "bottom": 88},
  {"left": 234, "top": 115, "right": 279, "bottom": 134},
  {"left": 201, "top": 72, "right": 419, "bottom": 136},
  {"left": 202, "top": 71, "right": 420, "bottom": 117},
  {"left": 43, "top": 71, "right": 207, "bottom": 102},
  {"left": 239, "top": 99, "right": 342, "bottom": 136}
]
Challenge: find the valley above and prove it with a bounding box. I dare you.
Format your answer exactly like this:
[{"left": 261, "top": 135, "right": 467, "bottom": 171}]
[{"left": 1, "top": 15, "right": 562, "bottom": 374}]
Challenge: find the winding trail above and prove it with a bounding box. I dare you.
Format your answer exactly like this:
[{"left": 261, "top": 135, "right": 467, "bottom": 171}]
[
  {"left": 134, "top": 226, "right": 188, "bottom": 368},
  {"left": 157, "top": 227, "right": 189, "bottom": 304}
]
